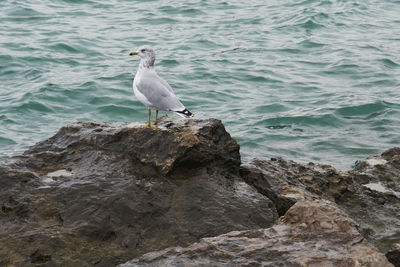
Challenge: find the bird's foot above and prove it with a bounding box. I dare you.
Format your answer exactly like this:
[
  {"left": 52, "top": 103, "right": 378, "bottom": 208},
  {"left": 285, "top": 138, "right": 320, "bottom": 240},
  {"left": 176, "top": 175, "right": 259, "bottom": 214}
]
[
  {"left": 151, "top": 120, "right": 158, "bottom": 125},
  {"left": 137, "top": 123, "right": 151, "bottom": 128}
]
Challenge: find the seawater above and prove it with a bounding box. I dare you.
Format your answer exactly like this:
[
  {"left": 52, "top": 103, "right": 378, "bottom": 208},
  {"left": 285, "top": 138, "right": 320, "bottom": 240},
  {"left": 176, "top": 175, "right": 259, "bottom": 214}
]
[{"left": 0, "top": 0, "right": 399, "bottom": 170}]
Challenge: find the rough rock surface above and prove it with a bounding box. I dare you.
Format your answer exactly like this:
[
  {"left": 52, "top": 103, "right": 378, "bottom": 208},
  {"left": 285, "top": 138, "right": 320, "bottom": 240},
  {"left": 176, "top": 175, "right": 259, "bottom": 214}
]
[
  {"left": 386, "top": 243, "right": 400, "bottom": 267},
  {"left": 240, "top": 147, "right": 400, "bottom": 252},
  {"left": 0, "top": 116, "right": 278, "bottom": 266},
  {"left": 120, "top": 200, "right": 392, "bottom": 267}
]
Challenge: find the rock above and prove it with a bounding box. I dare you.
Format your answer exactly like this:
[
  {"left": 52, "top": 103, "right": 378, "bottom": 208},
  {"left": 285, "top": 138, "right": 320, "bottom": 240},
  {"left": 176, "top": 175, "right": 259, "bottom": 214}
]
[
  {"left": 386, "top": 243, "right": 400, "bottom": 267},
  {"left": 240, "top": 157, "right": 346, "bottom": 216},
  {"left": 240, "top": 147, "right": 400, "bottom": 253},
  {"left": 0, "top": 116, "right": 278, "bottom": 266},
  {"left": 119, "top": 200, "right": 392, "bottom": 267}
]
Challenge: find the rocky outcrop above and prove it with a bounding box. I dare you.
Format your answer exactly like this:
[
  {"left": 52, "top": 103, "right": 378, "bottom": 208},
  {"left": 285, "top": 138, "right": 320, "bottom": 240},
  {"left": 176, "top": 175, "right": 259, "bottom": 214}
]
[
  {"left": 119, "top": 200, "right": 392, "bottom": 267},
  {"left": 0, "top": 116, "right": 278, "bottom": 266},
  {"left": 1, "top": 116, "right": 398, "bottom": 266},
  {"left": 241, "top": 147, "right": 400, "bottom": 252}
]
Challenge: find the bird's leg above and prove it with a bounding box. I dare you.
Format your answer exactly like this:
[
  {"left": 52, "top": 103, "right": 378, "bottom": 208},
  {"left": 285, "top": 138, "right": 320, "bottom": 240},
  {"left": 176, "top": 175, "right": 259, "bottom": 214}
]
[
  {"left": 147, "top": 108, "right": 151, "bottom": 127},
  {"left": 152, "top": 109, "right": 159, "bottom": 125}
]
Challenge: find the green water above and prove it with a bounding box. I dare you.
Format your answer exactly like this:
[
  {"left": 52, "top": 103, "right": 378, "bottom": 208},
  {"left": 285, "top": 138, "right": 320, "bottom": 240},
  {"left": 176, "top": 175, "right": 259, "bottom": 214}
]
[{"left": 1, "top": 0, "right": 399, "bottom": 169}]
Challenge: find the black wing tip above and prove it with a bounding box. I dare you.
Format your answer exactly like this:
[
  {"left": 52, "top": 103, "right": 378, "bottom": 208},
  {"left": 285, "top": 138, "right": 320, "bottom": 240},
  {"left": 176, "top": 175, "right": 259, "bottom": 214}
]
[{"left": 176, "top": 108, "right": 193, "bottom": 118}]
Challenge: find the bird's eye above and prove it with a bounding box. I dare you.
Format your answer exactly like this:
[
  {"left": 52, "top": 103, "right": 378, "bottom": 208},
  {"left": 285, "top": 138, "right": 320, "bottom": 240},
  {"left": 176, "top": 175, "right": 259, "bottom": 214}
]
[{"left": 141, "top": 49, "right": 146, "bottom": 52}]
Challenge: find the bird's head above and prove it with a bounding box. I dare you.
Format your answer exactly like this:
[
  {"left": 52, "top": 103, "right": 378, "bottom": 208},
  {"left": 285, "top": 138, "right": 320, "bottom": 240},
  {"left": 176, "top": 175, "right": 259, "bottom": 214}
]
[
  {"left": 129, "top": 45, "right": 155, "bottom": 59},
  {"left": 129, "top": 45, "right": 156, "bottom": 68}
]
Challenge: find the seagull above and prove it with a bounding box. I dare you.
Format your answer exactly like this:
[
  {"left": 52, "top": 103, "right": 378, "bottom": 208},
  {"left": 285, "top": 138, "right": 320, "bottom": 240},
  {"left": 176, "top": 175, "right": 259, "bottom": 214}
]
[{"left": 129, "top": 46, "right": 193, "bottom": 127}]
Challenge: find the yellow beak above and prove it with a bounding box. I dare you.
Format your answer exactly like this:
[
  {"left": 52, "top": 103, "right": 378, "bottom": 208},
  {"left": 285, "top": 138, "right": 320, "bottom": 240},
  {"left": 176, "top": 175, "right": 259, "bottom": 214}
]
[{"left": 129, "top": 51, "right": 138, "bottom": 56}]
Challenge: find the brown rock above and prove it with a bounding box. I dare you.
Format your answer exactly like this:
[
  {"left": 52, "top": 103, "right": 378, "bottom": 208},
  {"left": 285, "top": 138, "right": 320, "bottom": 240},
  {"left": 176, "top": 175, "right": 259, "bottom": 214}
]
[
  {"left": 0, "top": 116, "right": 278, "bottom": 266},
  {"left": 241, "top": 148, "right": 400, "bottom": 252},
  {"left": 120, "top": 200, "right": 392, "bottom": 267}
]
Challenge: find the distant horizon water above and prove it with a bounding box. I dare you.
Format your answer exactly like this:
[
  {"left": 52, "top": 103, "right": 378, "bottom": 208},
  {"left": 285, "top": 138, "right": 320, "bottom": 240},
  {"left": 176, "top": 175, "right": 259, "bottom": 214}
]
[{"left": 1, "top": 0, "right": 399, "bottom": 170}]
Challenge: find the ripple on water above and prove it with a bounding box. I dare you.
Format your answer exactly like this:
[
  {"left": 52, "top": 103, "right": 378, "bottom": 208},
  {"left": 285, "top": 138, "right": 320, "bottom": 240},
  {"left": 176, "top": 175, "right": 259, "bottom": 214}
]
[
  {"left": 5, "top": 7, "right": 50, "bottom": 22},
  {"left": 159, "top": 59, "right": 180, "bottom": 67},
  {"left": 159, "top": 5, "right": 205, "bottom": 16},
  {"left": 0, "top": 136, "right": 17, "bottom": 146},
  {"left": 298, "top": 39, "right": 326, "bottom": 48},
  {"left": 256, "top": 113, "right": 342, "bottom": 128},
  {"left": 300, "top": 19, "right": 324, "bottom": 30},
  {"left": 97, "top": 104, "right": 136, "bottom": 113},
  {"left": 48, "top": 43, "right": 80, "bottom": 54},
  {"left": 18, "top": 100, "right": 54, "bottom": 113},
  {"left": 380, "top": 58, "right": 399, "bottom": 68},
  {"left": 139, "top": 17, "right": 179, "bottom": 25},
  {"left": 253, "top": 103, "right": 291, "bottom": 114},
  {"left": 335, "top": 101, "right": 389, "bottom": 118},
  {"left": 21, "top": 69, "right": 43, "bottom": 81}
]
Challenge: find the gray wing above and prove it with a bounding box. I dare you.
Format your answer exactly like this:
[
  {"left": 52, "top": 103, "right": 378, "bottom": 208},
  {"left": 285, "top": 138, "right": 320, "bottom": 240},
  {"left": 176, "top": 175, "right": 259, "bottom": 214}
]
[
  {"left": 158, "top": 76, "right": 174, "bottom": 94},
  {"left": 136, "top": 71, "right": 185, "bottom": 111}
]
